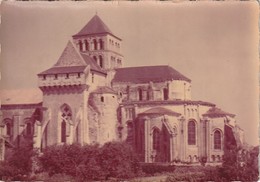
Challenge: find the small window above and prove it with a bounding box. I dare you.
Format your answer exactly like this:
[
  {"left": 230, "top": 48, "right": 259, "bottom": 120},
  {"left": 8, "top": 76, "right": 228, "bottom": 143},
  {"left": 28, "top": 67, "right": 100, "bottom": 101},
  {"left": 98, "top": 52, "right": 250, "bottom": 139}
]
[
  {"left": 26, "top": 122, "right": 33, "bottom": 136},
  {"left": 6, "top": 123, "right": 12, "bottom": 136},
  {"left": 99, "top": 55, "right": 103, "bottom": 68},
  {"left": 54, "top": 74, "right": 58, "bottom": 80},
  {"left": 84, "top": 40, "right": 89, "bottom": 51},
  {"left": 152, "top": 128, "right": 160, "bottom": 151},
  {"left": 42, "top": 75, "right": 46, "bottom": 80},
  {"left": 188, "top": 120, "right": 196, "bottom": 145},
  {"left": 92, "top": 73, "right": 94, "bottom": 83},
  {"left": 93, "top": 39, "right": 98, "bottom": 50},
  {"left": 101, "top": 96, "right": 104, "bottom": 102},
  {"left": 214, "top": 130, "right": 221, "bottom": 149},
  {"left": 79, "top": 40, "right": 83, "bottom": 51},
  {"left": 163, "top": 88, "right": 169, "bottom": 100},
  {"left": 99, "top": 39, "right": 103, "bottom": 50},
  {"left": 93, "top": 56, "right": 97, "bottom": 63},
  {"left": 138, "top": 88, "right": 142, "bottom": 101},
  {"left": 65, "top": 73, "right": 69, "bottom": 79},
  {"left": 61, "top": 120, "right": 66, "bottom": 143},
  {"left": 77, "top": 73, "right": 81, "bottom": 78}
]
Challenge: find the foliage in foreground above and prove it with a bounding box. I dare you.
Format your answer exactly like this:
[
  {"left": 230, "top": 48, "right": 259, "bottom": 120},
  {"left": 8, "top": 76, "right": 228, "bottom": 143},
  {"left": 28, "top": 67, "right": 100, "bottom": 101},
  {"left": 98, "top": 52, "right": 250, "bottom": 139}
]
[
  {"left": 0, "top": 141, "right": 37, "bottom": 181},
  {"left": 39, "top": 142, "right": 142, "bottom": 181}
]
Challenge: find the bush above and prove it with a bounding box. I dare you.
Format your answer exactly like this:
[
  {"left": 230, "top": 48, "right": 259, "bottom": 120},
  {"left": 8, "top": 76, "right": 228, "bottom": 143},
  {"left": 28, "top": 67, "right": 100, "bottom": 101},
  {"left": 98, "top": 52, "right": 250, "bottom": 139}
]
[
  {"left": 166, "top": 172, "right": 206, "bottom": 182},
  {"left": 39, "top": 141, "right": 141, "bottom": 181},
  {"left": 0, "top": 141, "right": 36, "bottom": 181},
  {"left": 141, "top": 163, "right": 175, "bottom": 175}
]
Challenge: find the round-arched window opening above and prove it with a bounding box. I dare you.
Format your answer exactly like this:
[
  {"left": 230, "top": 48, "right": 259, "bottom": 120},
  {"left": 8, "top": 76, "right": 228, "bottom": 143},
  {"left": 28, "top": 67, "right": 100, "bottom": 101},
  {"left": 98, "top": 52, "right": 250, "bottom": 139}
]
[{"left": 101, "top": 96, "right": 104, "bottom": 102}]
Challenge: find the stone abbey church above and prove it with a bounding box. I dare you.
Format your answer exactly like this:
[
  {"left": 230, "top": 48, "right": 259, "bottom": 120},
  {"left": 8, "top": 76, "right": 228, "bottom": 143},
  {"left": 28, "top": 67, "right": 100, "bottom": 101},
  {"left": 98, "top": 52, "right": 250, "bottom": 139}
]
[{"left": 0, "top": 15, "right": 244, "bottom": 163}]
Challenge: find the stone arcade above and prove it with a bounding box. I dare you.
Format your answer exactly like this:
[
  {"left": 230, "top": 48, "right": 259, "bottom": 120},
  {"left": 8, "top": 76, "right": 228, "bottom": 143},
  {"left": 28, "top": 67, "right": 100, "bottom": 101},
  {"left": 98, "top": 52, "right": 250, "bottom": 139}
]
[{"left": 0, "top": 15, "right": 244, "bottom": 163}]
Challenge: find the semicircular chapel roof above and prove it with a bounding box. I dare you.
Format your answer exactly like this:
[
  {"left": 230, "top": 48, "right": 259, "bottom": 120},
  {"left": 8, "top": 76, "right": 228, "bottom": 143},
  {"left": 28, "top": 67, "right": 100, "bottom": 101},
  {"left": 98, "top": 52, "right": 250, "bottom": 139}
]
[
  {"left": 203, "top": 107, "right": 235, "bottom": 118},
  {"left": 138, "top": 107, "right": 181, "bottom": 117}
]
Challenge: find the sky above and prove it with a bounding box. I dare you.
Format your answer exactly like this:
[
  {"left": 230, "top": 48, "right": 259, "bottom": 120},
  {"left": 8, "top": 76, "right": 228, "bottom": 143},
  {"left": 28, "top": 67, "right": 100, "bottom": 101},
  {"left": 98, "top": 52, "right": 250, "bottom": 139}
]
[{"left": 0, "top": 1, "right": 259, "bottom": 145}]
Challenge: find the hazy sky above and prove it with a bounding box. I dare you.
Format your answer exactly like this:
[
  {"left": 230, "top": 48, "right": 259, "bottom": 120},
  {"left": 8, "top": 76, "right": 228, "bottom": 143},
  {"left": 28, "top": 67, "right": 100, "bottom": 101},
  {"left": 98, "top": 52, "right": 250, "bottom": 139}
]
[{"left": 0, "top": 1, "right": 258, "bottom": 145}]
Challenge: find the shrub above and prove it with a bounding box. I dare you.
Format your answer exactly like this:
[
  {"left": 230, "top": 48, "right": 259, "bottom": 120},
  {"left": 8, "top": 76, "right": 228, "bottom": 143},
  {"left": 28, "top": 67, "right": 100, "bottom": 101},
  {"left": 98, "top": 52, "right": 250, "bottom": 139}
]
[
  {"left": 0, "top": 141, "right": 36, "bottom": 181},
  {"left": 39, "top": 141, "right": 141, "bottom": 181},
  {"left": 141, "top": 163, "right": 175, "bottom": 175},
  {"left": 98, "top": 141, "right": 142, "bottom": 180},
  {"left": 166, "top": 172, "right": 206, "bottom": 182}
]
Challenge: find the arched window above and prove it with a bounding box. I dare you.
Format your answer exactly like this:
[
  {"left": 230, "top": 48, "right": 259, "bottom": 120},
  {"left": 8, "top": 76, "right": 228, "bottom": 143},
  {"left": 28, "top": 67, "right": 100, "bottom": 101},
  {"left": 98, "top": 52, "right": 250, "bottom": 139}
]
[
  {"left": 3, "top": 119, "right": 12, "bottom": 136},
  {"left": 163, "top": 88, "right": 168, "bottom": 100},
  {"left": 93, "top": 39, "right": 97, "bottom": 50},
  {"left": 126, "top": 122, "right": 133, "bottom": 144},
  {"left": 99, "top": 55, "right": 103, "bottom": 68},
  {"left": 147, "top": 90, "right": 150, "bottom": 100},
  {"left": 138, "top": 88, "right": 142, "bottom": 101},
  {"left": 61, "top": 120, "right": 66, "bottom": 143},
  {"left": 79, "top": 40, "right": 83, "bottom": 51},
  {"left": 188, "top": 120, "right": 196, "bottom": 145},
  {"left": 60, "top": 104, "right": 72, "bottom": 143},
  {"left": 212, "top": 155, "right": 215, "bottom": 162},
  {"left": 6, "top": 122, "right": 12, "bottom": 136},
  {"left": 152, "top": 128, "right": 160, "bottom": 150},
  {"left": 99, "top": 39, "right": 103, "bottom": 50},
  {"left": 26, "top": 122, "right": 32, "bottom": 136},
  {"left": 84, "top": 40, "right": 89, "bottom": 51},
  {"left": 93, "top": 56, "right": 97, "bottom": 63},
  {"left": 101, "top": 96, "right": 104, "bottom": 102},
  {"left": 214, "top": 130, "right": 221, "bottom": 149}
]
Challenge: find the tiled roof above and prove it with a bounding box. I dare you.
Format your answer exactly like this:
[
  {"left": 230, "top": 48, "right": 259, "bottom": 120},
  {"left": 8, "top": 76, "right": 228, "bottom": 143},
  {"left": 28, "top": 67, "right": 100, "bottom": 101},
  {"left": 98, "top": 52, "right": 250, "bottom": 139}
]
[
  {"left": 113, "top": 65, "right": 191, "bottom": 84},
  {"left": 0, "top": 88, "right": 42, "bottom": 105},
  {"left": 38, "top": 66, "right": 87, "bottom": 75},
  {"left": 93, "top": 86, "right": 117, "bottom": 94},
  {"left": 203, "top": 107, "right": 235, "bottom": 118},
  {"left": 121, "top": 100, "right": 215, "bottom": 107},
  {"left": 80, "top": 54, "right": 106, "bottom": 74},
  {"left": 73, "top": 15, "right": 116, "bottom": 38},
  {"left": 54, "top": 41, "right": 87, "bottom": 67},
  {"left": 138, "top": 107, "right": 181, "bottom": 117},
  {"left": 38, "top": 41, "right": 106, "bottom": 75}
]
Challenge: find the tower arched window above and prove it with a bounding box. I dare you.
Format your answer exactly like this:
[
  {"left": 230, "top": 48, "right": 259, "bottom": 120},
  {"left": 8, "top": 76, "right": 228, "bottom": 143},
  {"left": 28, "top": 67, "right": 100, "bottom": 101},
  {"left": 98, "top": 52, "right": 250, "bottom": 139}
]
[
  {"left": 99, "top": 39, "right": 103, "bottom": 50},
  {"left": 93, "top": 56, "right": 97, "bottom": 63},
  {"left": 84, "top": 40, "right": 89, "bottom": 51},
  {"left": 152, "top": 128, "right": 160, "bottom": 150},
  {"left": 60, "top": 104, "right": 72, "bottom": 143},
  {"left": 163, "top": 88, "right": 168, "bottom": 100},
  {"left": 79, "top": 40, "right": 83, "bottom": 51},
  {"left": 188, "top": 120, "right": 196, "bottom": 145},
  {"left": 93, "top": 39, "right": 97, "bottom": 50},
  {"left": 214, "top": 130, "right": 221, "bottom": 149},
  {"left": 138, "top": 88, "right": 142, "bottom": 101},
  {"left": 99, "top": 55, "right": 103, "bottom": 68}
]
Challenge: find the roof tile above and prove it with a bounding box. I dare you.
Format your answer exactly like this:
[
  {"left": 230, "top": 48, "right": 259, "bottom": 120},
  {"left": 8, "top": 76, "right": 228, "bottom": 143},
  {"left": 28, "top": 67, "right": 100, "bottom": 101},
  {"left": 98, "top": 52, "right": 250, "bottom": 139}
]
[{"left": 113, "top": 65, "right": 191, "bottom": 83}]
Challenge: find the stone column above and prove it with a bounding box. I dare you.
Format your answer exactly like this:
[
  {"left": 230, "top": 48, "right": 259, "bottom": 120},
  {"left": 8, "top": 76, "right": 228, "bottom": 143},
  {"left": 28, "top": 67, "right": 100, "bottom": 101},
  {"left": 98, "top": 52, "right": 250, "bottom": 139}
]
[
  {"left": 0, "top": 138, "right": 5, "bottom": 161},
  {"left": 144, "top": 117, "right": 150, "bottom": 163},
  {"left": 33, "top": 120, "right": 42, "bottom": 148},
  {"left": 13, "top": 112, "right": 22, "bottom": 146}
]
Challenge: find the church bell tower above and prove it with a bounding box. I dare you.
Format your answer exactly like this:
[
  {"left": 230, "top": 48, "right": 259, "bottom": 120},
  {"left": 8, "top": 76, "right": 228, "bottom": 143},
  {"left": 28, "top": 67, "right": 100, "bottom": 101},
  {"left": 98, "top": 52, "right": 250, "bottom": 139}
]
[{"left": 72, "top": 15, "right": 124, "bottom": 84}]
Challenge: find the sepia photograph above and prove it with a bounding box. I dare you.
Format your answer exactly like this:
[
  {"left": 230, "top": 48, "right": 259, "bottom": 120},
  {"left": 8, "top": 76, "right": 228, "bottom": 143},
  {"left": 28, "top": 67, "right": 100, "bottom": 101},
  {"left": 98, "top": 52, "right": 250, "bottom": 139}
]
[{"left": 0, "top": 1, "right": 258, "bottom": 181}]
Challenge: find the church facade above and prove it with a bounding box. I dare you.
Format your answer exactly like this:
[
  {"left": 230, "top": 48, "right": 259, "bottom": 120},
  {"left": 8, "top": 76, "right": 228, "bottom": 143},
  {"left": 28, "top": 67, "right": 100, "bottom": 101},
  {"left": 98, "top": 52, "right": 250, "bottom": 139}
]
[{"left": 0, "top": 15, "right": 244, "bottom": 163}]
